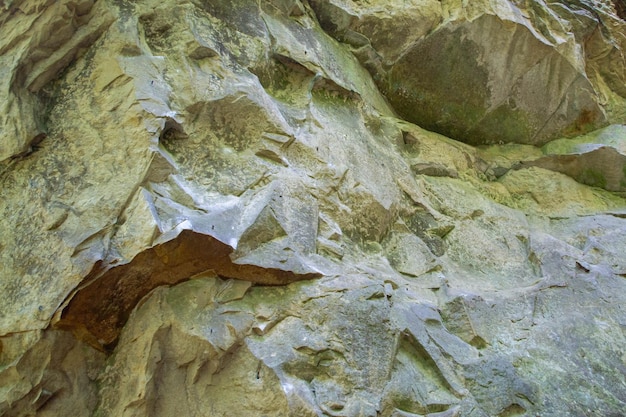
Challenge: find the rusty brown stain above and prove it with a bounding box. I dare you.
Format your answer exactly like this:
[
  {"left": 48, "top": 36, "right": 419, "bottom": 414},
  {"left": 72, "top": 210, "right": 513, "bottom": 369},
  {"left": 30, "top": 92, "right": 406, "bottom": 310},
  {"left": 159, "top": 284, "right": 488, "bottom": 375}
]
[
  {"left": 567, "top": 108, "right": 601, "bottom": 137},
  {"left": 54, "top": 230, "right": 321, "bottom": 351}
]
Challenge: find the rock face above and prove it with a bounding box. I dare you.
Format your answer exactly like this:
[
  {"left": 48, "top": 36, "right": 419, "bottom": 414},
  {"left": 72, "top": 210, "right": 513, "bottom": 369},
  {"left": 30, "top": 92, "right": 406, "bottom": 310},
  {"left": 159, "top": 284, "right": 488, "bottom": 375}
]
[
  {"left": 1, "top": 1, "right": 626, "bottom": 416},
  {"left": 310, "top": 0, "right": 626, "bottom": 145},
  {"left": 478, "top": 124, "right": 626, "bottom": 193}
]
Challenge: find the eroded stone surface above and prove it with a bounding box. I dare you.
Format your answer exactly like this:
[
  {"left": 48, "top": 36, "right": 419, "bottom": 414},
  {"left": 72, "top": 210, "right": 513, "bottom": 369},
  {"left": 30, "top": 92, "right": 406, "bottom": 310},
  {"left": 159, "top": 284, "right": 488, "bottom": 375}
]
[
  {"left": 311, "top": 0, "right": 626, "bottom": 145},
  {"left": 479, "top": 124, "right": 626, "bottom": 193},
  {"left": 1, "top": 1, "right": 626, "bottom": 416},
  {"left": 0, "top": 0, "right": 116, "bottom": 162},
  {"left": 54, "top": 229, "right": 321, "bottom": 349},
  {"left": 0, "top": 330, "right": 104, "bottom": 416}
]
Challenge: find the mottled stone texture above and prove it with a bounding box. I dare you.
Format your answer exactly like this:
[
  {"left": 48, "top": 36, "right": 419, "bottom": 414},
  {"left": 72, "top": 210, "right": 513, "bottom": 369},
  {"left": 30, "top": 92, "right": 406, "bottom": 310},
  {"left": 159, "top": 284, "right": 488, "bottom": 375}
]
[
  {"left": 1, "top": 0, "right": 626, "bottom": 416},
  {"left": 311, "top": 0, "right": 626, "bottom": 145}
]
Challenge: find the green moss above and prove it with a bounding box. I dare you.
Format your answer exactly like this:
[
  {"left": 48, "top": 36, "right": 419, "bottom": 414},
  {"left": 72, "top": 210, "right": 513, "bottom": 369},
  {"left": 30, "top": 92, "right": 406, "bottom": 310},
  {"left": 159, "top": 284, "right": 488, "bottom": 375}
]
[
  {"left": 467, "top": 102, "right": 535, "bottom": 145},
  {"left": 386, "top": 24, "right": 490, "bottom": 144},
  {"left": 543, "top": 125, "right": 626, "bottom": 156},
  {"left": 392, "top": 396, "right": 425, "bottom": 414},
  {"left": 542, "top": 137, "right": 579, "bottom": 155}
]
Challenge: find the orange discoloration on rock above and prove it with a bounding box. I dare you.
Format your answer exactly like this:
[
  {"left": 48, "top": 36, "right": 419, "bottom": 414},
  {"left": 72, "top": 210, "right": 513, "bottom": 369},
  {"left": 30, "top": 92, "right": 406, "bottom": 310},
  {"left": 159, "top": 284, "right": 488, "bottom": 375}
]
[{"left": 54, "top": 230, "right": 320, "bottom": 350}]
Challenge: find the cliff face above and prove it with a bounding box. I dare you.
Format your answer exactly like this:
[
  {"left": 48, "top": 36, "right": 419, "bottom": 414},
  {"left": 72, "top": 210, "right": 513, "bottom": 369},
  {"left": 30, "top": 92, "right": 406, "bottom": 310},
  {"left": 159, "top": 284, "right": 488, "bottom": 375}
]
[{"left": 1, "top": 1, "right": 626, "bottom": 416}]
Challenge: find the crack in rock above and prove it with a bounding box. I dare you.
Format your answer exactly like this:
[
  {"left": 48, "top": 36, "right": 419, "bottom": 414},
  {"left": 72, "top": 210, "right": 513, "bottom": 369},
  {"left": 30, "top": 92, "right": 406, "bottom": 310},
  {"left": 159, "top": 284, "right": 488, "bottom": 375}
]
[{"left": 53, "top": 229, "right": 321, "bottom": 350}]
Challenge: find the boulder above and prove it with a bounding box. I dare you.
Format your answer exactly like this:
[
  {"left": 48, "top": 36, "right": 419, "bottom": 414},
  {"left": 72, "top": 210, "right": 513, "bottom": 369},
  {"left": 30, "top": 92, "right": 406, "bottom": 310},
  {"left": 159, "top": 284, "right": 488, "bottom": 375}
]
[{"left": 311, "top": 0, "right": 626, "bottom": 145}]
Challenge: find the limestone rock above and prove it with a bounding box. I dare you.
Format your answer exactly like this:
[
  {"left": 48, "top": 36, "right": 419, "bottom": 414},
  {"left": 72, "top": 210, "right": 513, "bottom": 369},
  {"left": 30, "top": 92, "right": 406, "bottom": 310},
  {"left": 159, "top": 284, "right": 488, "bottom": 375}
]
[
  {"left": 54, "top": 229, "right": 322, "bottom": 349},
  {"left": 311, "top": 0, "right": 626, "bottom": 145},
  {"left": 384, "top": 232, "right": 439, "bottom": 277},
  {"left": 1, "top": 1, "right": 626, "bottom": 416},
  {"left": 95, "top": 274, "right": 534, "bottom": 416},
  {"left": 530, "top": 124, "right": 626, "bottom": 192},
  {"left": 479, "top": 124, "right": 626, "bottom": 193},
  {"left": 0, "top": 0, "right": 115, "bottom": 162},
  {"left": 0, "top": 330, "right": 104, "bottom": 416}
]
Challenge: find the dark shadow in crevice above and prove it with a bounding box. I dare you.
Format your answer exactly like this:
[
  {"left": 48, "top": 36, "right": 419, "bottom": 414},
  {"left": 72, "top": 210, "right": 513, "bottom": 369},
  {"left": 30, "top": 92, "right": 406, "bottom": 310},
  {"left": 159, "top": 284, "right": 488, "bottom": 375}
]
[{"left": 613, "top": 0, "right": 626, "bottom": 21}]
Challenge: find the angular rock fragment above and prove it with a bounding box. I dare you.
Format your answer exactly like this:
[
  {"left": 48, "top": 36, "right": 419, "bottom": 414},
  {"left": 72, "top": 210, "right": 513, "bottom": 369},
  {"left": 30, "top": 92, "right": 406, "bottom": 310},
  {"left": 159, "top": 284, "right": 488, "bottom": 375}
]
[
  {"left": 480, "top": 124, "right": 626, "bottom": 192},
  {"left": 526, "top": 124, "right": 626, "bottom": 192}
]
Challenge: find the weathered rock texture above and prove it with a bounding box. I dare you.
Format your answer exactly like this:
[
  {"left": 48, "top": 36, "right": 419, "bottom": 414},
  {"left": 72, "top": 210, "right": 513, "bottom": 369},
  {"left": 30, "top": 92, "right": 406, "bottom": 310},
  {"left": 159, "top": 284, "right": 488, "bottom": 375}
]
[
  {"left": 478, "top": 124, "right": 626, "bottom": 193},
  {"left": 310, "top": 0, "right": 626, "bottom": 145},
  {"left": 1, "top": 0, "right": 626, "bottom": 416}
]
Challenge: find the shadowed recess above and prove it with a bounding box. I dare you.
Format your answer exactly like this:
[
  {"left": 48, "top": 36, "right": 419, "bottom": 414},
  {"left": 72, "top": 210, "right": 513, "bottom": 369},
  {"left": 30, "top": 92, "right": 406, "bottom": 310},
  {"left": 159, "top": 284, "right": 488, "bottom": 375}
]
[{"left": 53, "top": 230, "right": 321, "bottom": 351}]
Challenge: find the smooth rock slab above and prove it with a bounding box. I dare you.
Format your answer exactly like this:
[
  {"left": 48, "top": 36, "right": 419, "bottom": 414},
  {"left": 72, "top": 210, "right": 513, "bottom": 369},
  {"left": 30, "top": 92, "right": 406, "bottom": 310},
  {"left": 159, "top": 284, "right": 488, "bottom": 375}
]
[
  {"left": 385, "top": 13, "right": 605, "bottom": 145},
  {"left": 310, "top": 0, "right": 626, "bottom": 145}
]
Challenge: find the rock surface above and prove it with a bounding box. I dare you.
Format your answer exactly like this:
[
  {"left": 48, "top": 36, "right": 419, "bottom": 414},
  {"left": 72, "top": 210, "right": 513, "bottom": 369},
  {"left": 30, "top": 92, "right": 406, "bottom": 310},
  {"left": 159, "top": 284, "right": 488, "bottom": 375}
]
[
  {"left": 479, "top": 124, "right": 626, "bottom": 193},
  {"left": 310, "top": 0, "right": 626, "bottom": 145},
  {"left": 1, "top": 0, "right": 626, "bottom": 416}
]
